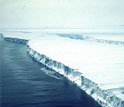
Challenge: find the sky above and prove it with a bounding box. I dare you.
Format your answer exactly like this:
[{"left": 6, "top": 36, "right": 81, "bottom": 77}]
[{"left": 0, "top": 0, "right": 124, "bottom": 28}]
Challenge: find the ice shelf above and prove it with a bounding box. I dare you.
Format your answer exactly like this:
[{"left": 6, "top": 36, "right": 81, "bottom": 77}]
[{"left": 1, "top": 32, "right": 124, "bottom": 107}]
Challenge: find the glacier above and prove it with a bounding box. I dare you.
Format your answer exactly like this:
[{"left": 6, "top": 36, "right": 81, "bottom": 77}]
[{"left": 0, "top": 30, "right": 124, "bottom": 107}]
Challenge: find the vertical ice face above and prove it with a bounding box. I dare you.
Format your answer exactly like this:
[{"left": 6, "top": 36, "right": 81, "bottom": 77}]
[
  {"left": 4, "top": 37, "right": 28, "bottom": 44},
  {"left": 2, "top": 34, "right": 124, "bottom": 107}
]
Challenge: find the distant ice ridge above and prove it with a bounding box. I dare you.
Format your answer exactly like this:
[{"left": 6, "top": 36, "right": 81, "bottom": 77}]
[
  {"left": 57, "top": 33, "right": 94, "bottom": 40},
  {"left": 1, "top": 33, "right": 124, "bottom": 107},
  {"left": 57, "top": 33, "right": 124, "bottom": 46}
]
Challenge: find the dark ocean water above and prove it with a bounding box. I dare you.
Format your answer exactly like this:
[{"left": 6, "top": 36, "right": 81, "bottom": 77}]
[{"left": 0, "top": 39, "right": 101, "bottom": 107}]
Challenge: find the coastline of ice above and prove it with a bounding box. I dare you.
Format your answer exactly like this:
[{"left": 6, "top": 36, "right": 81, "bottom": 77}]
[{"left": 0, "top": 31, "right": 124, "bottom": 107}]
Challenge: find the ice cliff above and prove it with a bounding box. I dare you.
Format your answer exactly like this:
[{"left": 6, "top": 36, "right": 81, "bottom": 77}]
[
  {"left": 0, "top": 33, "right": 124, "bottom": 107},
  {"left": 26, "top": 45, "right": 124, "bottom": 107}
]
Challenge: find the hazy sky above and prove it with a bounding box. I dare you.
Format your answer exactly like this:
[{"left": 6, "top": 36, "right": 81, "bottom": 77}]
[{"left": 0, "top": 0, "right": 124, "bottom": 28}]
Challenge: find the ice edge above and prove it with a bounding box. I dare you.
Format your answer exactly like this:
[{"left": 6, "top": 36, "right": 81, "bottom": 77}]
[{"left": 1, "top": 33, "right": 124, "bottom": 107}]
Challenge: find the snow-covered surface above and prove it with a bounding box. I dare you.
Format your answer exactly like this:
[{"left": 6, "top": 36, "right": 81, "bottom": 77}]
[
  {"left": 0, "top": 30, "right": 47, "bottom": 40},
  {"left": 1, "top": 28, "right": 124, "bottom": 106}
]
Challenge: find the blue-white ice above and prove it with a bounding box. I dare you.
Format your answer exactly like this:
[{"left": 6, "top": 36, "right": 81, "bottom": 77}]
[{"left": 1, "top": 28, "right": 124, "bottom": 106}]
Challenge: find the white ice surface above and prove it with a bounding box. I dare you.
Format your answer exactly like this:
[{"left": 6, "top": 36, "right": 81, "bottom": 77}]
[
  {"left": 0, "top": 30, "right": 47, "bottom": 40},
  {"left": 1, "top": 29, "right": 124, "bottom": 100}
]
